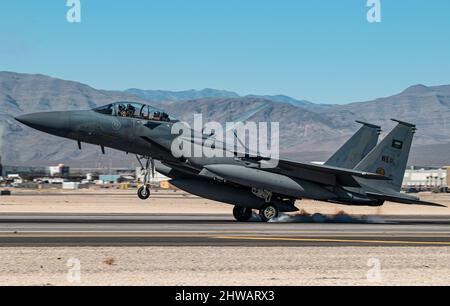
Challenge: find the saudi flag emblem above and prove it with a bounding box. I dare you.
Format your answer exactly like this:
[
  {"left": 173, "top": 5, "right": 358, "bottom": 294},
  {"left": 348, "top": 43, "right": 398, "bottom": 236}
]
[{"left": 392, "top": 140, "right": 404, "bottom": 150}]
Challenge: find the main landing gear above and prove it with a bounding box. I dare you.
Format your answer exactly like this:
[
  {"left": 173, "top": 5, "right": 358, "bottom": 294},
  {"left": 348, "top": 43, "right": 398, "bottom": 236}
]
[
  {"left": 232, "top": 204, "right": 280, "bottom": 223},
  {"left": 136, "top": 155, "right": 155, "bottom": 200},
  {"left": 233, "top": 188, "right": 280, "bottom": 222},
  {"left": 259, "top": 203, "right": 279, "bottom": 222},
  {"left": 233, "top": 206, "right": 253, "bottom": 222}
]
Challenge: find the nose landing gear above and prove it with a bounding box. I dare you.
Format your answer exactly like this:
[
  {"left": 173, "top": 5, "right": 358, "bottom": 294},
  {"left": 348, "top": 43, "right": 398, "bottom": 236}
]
[
  {"left": 138, "top": 185, "right": 151, "bottom": 200},
  {"left": 136, "top": 155, "right": 155, "bottom": 200}
]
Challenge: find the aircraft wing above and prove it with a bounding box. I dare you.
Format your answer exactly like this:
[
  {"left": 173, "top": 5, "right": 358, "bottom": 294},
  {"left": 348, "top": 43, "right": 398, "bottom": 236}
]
[
  {"left": 365, "top": 192, "right": 447, "bottom": 208},
  {"left": 250, "top": 157, "right": 391, "bottom": 187}
]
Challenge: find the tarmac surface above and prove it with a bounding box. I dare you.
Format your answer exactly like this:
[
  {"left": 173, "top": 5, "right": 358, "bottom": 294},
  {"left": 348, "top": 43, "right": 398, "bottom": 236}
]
[{"left": 1, "top": 213, "right": 450, "bottom": 247}]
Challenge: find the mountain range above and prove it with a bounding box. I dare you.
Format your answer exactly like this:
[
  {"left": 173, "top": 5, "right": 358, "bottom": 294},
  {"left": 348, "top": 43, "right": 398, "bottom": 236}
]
[
  {"left": 126, "top": 88, "right": 331, "bottom": 112},
  {"left": 0, "top": 71, "right": 449, "bottom": 167},
  {"left": 124, "top": 88, "right": 240, "bottom": 102}
]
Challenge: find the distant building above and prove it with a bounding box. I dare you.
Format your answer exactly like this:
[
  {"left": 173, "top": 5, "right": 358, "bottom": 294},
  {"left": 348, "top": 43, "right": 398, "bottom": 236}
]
[
  {"left": 403, "top": 166, "right": 449, "bottom": 188},
  {"left": 3, "top": 166, "right": 48, "bottom": 178},
  {"left": 48, "top": 164, "right": 70, "bottom": 177},
  {"left": 62, "top": 182, "right": 79, "bottom": 190},
  {"left": 7, "top": 174, "right": 24, "bottom": 185},
  {"left": 70, "top": 168, "right": 135, "bottom": 177},
  {"left": 1, "top": 164, "right": 70, "bottom": 179},
  {"left": 136, "top": 168, "right": 169, "bottom": 184},
  {"left": 99, "top": 175, "right": 122, "bottom": 184}
]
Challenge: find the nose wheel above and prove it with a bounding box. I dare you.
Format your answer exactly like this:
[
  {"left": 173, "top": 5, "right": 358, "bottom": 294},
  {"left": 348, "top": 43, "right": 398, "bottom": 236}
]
[
  {"left": 136, "top": 155, "right": 155, "bottom": 201},
  {"left": 138, "top": 185, "right": 151, "bottom": 200}
]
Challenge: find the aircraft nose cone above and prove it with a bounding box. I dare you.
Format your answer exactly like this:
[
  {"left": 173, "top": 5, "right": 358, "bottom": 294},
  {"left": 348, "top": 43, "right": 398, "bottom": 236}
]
[
  {"left": 15, "top": 112, "right": 70, "bottom": 136},
  {"left": 15, "top": 114, "right": 35, "bottom": 126}
]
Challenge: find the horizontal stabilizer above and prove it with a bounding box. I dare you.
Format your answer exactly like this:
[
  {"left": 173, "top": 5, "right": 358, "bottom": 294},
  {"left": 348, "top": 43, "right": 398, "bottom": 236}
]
[
  {"left": 278, "top": 159, "right": 391, "bottom": 181},
  {"left": 366, "top": 192, "right": 447, "bottom": 208}
]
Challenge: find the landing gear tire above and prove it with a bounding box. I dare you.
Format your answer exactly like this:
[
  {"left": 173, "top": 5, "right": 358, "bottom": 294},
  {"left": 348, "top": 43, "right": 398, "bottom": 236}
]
[
  {"left": 259, "top": 203, "right": 279, "bottom": 222},
  {"left": 136, "top": 155, "right": 155, "bottom": 200},
  {"left": 233, "top": 206, "right": 253, "bottom": 222},
  {"left": 138, "top": 185, "right": 151, "bottom": 200}
]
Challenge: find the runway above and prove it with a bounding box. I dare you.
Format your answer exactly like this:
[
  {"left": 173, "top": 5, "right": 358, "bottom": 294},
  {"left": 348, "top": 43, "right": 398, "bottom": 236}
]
[{"left": 0, "top": 213, "right": 450, "bottom": 247}]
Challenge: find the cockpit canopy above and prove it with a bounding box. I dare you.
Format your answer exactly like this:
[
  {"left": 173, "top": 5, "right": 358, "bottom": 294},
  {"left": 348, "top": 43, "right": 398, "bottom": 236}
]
[{"left": 94, "top": 102, "right": 176, "bottom": 122}]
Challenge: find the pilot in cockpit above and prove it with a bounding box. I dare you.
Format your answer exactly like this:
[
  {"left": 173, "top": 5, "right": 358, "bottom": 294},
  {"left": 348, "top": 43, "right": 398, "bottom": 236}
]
[
  {"left": 118, "top": 104, "right": 128, "bottom": 117},
  {"left": 151, "top": 111, "right": 170, "bottom": 122},
  {"left": 126, "top": 104, "right": 136, "bottom": 117},
  {"left": 118, "top": 104, "right": 136, "bottom": 118},
  {"left": 160, "top": 113, "right": 170, "bottom": 122}
]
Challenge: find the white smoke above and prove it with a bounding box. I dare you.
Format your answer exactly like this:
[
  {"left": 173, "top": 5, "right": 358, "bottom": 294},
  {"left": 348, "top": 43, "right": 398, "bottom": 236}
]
[{"left": 269, "top": 211, "right": 390, "bottom": 224}]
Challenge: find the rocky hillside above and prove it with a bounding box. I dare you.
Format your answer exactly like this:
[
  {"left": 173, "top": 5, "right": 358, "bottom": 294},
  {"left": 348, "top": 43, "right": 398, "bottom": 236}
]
[
  {"left": 1, "top": 72, "right": 449, "bottom": 167},
  {"left": 320, "top": 84, "right": 450, "bottom": 147}
]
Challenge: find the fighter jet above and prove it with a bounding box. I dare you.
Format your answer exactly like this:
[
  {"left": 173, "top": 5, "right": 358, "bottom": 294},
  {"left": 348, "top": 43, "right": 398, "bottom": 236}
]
[{"left": 15, "top": 101, "right": 444, "bottom": 222}]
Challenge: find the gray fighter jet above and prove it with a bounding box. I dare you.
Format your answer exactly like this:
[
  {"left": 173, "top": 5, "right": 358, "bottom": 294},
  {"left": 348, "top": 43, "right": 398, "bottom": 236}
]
[{"left": 15, "top": 101, "right": 444, "bottom": 222}]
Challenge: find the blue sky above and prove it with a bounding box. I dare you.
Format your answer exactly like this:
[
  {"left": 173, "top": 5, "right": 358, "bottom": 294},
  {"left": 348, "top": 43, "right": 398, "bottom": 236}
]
[{"left": 1, "top": 0, "right": 450, "bottom": 104}]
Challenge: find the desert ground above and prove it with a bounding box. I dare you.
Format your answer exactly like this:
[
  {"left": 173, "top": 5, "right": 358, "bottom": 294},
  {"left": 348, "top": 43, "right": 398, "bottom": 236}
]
[
  {"left": 0, "top": 188, "right": 449, "bottom": 286},
  {"left": 1, "top": 246, "right": 449, "bottom": 286}
]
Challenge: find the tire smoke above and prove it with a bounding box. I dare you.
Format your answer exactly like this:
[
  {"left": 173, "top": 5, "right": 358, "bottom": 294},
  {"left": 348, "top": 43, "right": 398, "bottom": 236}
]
[{"left": 269, "top": 210, "right": 389, "bottom": 224}]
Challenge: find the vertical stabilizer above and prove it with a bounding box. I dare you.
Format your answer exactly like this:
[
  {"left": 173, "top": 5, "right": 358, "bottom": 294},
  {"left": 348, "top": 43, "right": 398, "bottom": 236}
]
[
  {"left": 326, "top": 121, "right": 381, "bottom": 169},
  {"left": 355, "top": 120, "right": 416, "bottom": 191}
]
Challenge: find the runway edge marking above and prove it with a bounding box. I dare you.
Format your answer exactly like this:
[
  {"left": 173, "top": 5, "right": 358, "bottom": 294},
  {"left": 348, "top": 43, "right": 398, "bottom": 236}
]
[{"left": 212, "top": 236, "right": 450, "bottom": 246}]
